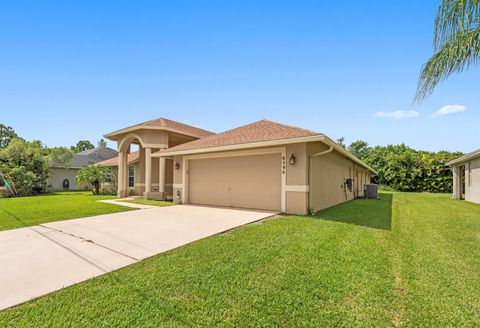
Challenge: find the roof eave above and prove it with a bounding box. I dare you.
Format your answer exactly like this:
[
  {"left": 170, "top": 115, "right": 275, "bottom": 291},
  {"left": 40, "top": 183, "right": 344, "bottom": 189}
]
[
  {"left": 321, "top": 136, "right": 378, "bottom": 174},
  {"left": 447, "top": 150, "right": 480, "bottom": 166},
  {"left": 104, "top": 126, "right": 212, "bottom": 141},
  {"left": 152, "top": 134, "right": 376, "bottom": 173}
]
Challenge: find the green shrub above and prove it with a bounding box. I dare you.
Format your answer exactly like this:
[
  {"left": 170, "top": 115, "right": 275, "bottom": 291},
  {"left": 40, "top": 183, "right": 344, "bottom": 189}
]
[
  {"left": 348, "top": 141, "right": 462, "bottom": 193},
  {"left": 0, "top": 139, "right": 49, "bottom": 197}
]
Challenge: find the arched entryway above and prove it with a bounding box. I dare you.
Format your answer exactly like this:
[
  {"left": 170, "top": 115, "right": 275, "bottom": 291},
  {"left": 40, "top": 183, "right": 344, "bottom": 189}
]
[
  {"left": 62, "top": 179, "right": 70, "bottom": 190},
  {"left": 116, "top": 133, "right": 169, "bottom": 199}
]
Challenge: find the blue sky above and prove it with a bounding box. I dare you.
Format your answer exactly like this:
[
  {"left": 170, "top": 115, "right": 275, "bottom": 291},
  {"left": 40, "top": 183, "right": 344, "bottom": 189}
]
[{"left": 0, "top": 1, "right": 478, "bottom": 152}]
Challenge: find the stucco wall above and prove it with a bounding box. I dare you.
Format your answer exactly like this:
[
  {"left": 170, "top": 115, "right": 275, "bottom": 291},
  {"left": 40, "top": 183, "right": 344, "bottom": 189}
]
[
  {"left": 48, "top": 168, "right": 88, "bottom": 191},
  {"left": 172, "top": 156, "right": 183, "bottom": 203},
  {"left": 170, "top": 142, "right": 371, "bottom": 214},
  {"left": 285, "top": 143, "right": 309, "bottom": 214},
  {"left": 465, "top": 157, "right": 480, "bottom": 204},
  {"left": 286, "top": 191, "right": 308, "bottom": 215},
  {"left": 308, "top": 144, "right": 356, "bottom": 212}
]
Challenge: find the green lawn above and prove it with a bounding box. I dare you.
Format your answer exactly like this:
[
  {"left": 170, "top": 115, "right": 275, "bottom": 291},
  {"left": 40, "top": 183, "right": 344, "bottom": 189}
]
[
  {"left": 1, "top": 192, "right": 479, "bottom": 326},
  {"left": 0, "top": 192, "right": 133, "bottom": 231},
  {"left": 119, "top": 198, "right": 175, "bottom": 207}
]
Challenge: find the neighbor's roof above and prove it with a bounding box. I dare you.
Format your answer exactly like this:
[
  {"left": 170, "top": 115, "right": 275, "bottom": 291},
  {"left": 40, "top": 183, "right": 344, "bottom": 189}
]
[
  {"left": 104, "top": 117, "right": 215, "bottom": 139},
  {"left": 50, "top": 146, "right": 118, "bottom": 169},
  {"left": 157, "top": 119, "right": 319, "bottom": 153},
  {"left": 447, "top": 149, "right": 480, "bottom": 166},
  {"left": 97, "top": 152, "right": 140, "bottom": 167},
  {"left": 154, "top": 119, "right": 376, "bottom": 173}
]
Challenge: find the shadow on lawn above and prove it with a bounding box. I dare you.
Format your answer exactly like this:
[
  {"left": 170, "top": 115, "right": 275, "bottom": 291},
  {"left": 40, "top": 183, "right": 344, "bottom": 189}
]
[{"left": 315, "top": 193, "right": 393, "bottom": 231}]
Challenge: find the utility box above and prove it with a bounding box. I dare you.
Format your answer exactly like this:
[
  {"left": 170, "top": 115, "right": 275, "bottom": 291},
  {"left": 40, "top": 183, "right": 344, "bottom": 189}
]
[{"left": 365, "top": 184, "right": 379, "bottom": 199}]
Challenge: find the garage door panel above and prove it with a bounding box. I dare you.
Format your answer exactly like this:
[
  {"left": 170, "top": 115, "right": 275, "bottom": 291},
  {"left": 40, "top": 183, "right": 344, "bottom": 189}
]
[{"left": 188, "top": 154, "right": 281, "bottom": 211}]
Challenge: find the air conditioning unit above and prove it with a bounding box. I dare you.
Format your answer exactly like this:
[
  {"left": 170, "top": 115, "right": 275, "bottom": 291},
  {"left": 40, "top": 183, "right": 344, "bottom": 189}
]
[{"left": 365, "top": 184, "right": 379, "bottom": 199}]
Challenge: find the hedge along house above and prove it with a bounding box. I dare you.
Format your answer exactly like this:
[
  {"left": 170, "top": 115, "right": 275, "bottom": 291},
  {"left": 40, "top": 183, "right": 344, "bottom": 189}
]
[
  {"left": 146, "top": 119, "right": 375, "bottom": 215},
  {"left": 448, "top": 149, "right": 480, "bottom": 204},
  {"left": 103, "top": 118, "right": 215, "bottom": 200}
]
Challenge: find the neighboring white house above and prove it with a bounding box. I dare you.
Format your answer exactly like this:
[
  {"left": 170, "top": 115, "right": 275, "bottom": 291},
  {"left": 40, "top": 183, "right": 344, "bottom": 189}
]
[
  {"left": 448, "top": 149, "right": 480, "bottom": 204},
  {"left": 48, "top": 140, "right": 117, "bottom": 191}
]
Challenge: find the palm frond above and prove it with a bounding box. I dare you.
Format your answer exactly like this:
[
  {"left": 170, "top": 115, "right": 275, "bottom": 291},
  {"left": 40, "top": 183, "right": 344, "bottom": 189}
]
[
  {"left": 434, "top": 0, "right": 480, "bottom": 49},
  {"left": 415, "top": 27, "right": 480, "bottom": 101}
]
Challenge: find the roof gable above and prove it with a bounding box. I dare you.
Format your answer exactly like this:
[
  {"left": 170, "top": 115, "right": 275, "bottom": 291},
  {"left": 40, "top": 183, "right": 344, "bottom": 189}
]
[{"left": 104, "top": 117, "right": 214, "bottom": 139}]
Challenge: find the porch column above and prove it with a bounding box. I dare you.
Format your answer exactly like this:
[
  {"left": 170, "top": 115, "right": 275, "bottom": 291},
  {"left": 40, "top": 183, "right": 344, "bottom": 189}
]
[
  {"left": 145, "top": 147, "right": 152, "bottom": 193},
  {"left": 117, "top": 151, "right": 127, "bottom": 197},
  {"left": 452, "top": 166, "right": 461, "bottom": 200},
  {"left": 159, "top": 157, "right": 166, "bottom": 193}
]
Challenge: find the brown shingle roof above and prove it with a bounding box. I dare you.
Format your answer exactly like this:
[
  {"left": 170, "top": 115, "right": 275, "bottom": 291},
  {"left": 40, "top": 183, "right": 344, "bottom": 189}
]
[
  {"left": 97, "top": 152, "right": 140, "bottom": 167},
  {"left": 160, "top": 119, "right": 320, "bottom": 153},
  {"left": 105, "top": 117, "right": 214, "bottom": 139}
]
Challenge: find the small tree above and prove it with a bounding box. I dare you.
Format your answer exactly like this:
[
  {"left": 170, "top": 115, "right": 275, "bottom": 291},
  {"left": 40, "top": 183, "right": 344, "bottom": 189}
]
[
  {"left": 76, "top": 165, "right": 112, "bottom": 195},
  {"left": 0, "top": 138, "right": 50, "bottom": 196},
  {"left": 0, "top": 124, "right": 18, "bottom": 149},
  {"left": 71, "top": 140, "right": 94, "bottom": 153},
  {"left": 336, "top": 137, "right": 346, "bottom": 149},
  {"left": 47, "top": 147, "right": 74, "bottom": 167}
]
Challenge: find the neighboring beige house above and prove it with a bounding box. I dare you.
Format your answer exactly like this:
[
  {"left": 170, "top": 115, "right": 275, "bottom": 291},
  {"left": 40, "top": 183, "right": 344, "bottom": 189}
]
[
  {"left": 97, "top": 152, "right": 140, "bottom": 194},
  {"left": 448, "top": 149, "right": 480, "bottom": 204},
  {"left": 48, "top": 140, "right": 117, "bottom": 190},
  {"left": 102, "top": 118, "right": 375, "bottom": 215}
]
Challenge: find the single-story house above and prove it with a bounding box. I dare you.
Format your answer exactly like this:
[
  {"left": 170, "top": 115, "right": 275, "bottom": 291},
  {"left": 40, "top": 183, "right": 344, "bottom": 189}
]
[
  {"left": 103, "top": 118, "right": 375, "bottom": 215},
  {"left": 448, "top": 149, "right": 480, "bottom": 204},
  {"left": 48, "top": 140, "right": 117, "bottom": 190}
]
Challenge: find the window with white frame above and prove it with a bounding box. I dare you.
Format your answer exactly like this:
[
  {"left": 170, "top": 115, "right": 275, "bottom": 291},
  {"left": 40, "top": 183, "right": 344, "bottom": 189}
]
[{"left": 128, "top": 166, "right": 135, "bottom": 189}]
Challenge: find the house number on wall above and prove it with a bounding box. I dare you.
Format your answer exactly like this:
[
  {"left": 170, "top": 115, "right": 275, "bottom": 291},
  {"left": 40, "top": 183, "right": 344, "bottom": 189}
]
[{"left": 281, "top": 156, "right": 286, "bottom": 174}]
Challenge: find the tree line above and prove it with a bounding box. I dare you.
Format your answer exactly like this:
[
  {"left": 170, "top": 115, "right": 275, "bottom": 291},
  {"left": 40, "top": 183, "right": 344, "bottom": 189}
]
[
  {"left": 343, "top": 139, "right": 462, "bottom": 193},
  {"left": 0, "top": 124, "right": 102, "bottom": 197}
]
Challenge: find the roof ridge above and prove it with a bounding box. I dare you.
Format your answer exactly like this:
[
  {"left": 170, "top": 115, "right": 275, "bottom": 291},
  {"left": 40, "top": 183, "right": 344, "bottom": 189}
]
[
  {"left": 105, "top": 117, "right": 215, "bottom": 139},
  {"left": 159, "top": 119, "right": 321, "bottom": 154},
  {"left": 258, "top": 119, "right": 320, "bottom": 135}
]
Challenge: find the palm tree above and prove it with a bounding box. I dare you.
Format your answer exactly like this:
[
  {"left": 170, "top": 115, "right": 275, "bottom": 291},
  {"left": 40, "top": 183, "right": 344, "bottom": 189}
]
[
  {"left": 415, "top": 0, "right": 480, "bottom": 101},
  {"left": 76, "top": 165, "right": 112, "bottom": 195}
]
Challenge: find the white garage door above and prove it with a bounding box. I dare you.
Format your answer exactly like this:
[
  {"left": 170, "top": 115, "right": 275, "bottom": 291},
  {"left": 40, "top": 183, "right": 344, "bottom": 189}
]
[{"left": 188, "top": 153, "right": 282, "bottom": 211}]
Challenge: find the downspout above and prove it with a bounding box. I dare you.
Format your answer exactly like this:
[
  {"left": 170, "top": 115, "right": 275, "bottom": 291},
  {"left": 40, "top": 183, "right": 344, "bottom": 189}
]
[
  {"left": 311, "top": 146, "right": 334, "bottom": 158},
  {"left": 308, "top": 146, "right": 334, "bottom": 212}
]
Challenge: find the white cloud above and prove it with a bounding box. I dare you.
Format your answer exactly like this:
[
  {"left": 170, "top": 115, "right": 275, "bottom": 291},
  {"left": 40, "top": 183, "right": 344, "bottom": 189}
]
[
  {"left": 373, "top": 110, "right": 420, "bottom": 120},
  {"left": 431, "top": 104, "right": 466, "bottom": 117}
]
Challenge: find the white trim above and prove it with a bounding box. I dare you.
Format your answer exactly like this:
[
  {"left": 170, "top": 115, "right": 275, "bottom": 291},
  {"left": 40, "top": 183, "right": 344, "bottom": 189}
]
[
  {"left": 181, "top": 147, "right": 286, "bottom": 212},
  {"left": 173, "top": 183, "right": 183, "bottom": 189},
  {"left": 152, "top": 135, "right": 324, "bottom": 157},
  {"left": 447, "top": 149, "right": 480, "bottom": 166},
  {"left": 152, "top": 134, "right": 376, "bottom": 174},
  {"left": 284, "top": 185, "right": 310, "bottom": 192},
  {"left": 183, "top": 147, "right": 286, "bottom": 161},
  {"left": 128, "top": 165, "right": 135, "bottom": 189}
]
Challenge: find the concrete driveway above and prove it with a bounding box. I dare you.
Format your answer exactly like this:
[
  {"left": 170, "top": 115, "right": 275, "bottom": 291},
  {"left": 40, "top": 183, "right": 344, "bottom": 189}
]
[{"left": 0, "top": 204, "right": 276, "bottom": 311}]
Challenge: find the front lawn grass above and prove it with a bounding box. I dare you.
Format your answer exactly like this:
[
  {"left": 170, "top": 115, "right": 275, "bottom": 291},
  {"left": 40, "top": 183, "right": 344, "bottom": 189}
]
[
  {"left": 1, "top": 192, "right": 479, "bottom": 326},
  {"left": 119, "top": 199, "right": 175, "bottom": 207},
  {"left": 0, "top": 191, "right": 134, "bottom": 231}
]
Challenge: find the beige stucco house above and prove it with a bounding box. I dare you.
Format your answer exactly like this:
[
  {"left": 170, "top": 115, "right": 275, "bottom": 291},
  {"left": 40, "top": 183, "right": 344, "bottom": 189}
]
[
  {"left": 448, "top": 149, "right": 480, "bottom": 204},
  {"left": 102, "top": 118, "right": 375, "bottom": 215},
  {"left": 49, "top": 140, "right": 117, "bottom": 190}
]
